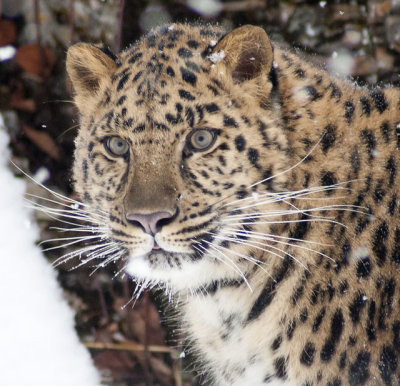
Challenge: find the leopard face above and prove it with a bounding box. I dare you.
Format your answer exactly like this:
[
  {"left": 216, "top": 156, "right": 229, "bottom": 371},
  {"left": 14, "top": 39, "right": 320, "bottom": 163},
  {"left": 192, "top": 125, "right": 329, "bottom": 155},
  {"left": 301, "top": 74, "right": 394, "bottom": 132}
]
[{"left": 68, "top": 25, "right": 289, "bottom": 290}]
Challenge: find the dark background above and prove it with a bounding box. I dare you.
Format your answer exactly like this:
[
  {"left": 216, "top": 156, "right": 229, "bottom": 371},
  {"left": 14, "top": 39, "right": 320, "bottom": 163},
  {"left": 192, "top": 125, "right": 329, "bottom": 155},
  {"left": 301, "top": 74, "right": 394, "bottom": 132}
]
[{"left": 1, "top": 0, "right": 399, "bottom": 384}]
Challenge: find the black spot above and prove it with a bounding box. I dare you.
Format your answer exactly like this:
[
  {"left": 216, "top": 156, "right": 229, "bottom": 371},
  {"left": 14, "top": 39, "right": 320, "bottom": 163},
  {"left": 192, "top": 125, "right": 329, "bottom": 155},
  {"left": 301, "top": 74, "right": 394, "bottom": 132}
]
[
  {"left": 204, "top": 103, "right": 219, "bottom": 113},
  {"left": 305, "top": 85, "right": 322, "bottom": 101},
  {"left": 321, "top": 171, "right": 337, "bottom": 193},
  {"left": 124, "top": 118, "right": 133, "bottom": 128},
  {"left": 372, "top": 222, "right": 389, "bottom": 266},
  {"left": 187, "top": 40, "right": 199, "bottom": 49},
  {"left": 289, "top": 214, "right": 310, "bottom": 240},
  {"left": 274, "top": 356, "right": 287, "bottom": 379},
  {"left": 360, "top": 96, "right": 371, "bottom": 116},
  {"left": 247, "top": 258, "right": 293, "bottom": 322},
  {"left": 133, "top": 124, "right": 145, "bottom": 132},
  {"left": 299, "top": 308, "right": 308, "bottom": 323},
  {"left": 223, "top": 115, "right": 238, "bottom": 127},
  {"left": 117, "top": 95, "right": 126, "bottom": 106},
  {"left": 374, "top": 179, "right": 386, "bottom": 203},
  {"left": 178, "top": 89, "right": 195, "bottom": 100},
  {"left": 234, "top": 135, "right": 246, "bottom": 152},
  {"left": 166, "top": 66, "right": 175, "bottom": 77},
  {"left": 146, "top": 34, "right": 156, "bottom": 47},
  {"left": 327, "top": 378, "right": 342, "bottom": 386},
  {"left": 378, "top": 278, "right": 395, "bottom": 330},
  {"left": 291, "top": 284, "right": 305, "bottom": 305},
  {"left": 349, "top": 292, "right": 366, "bottom": 323},
  {"left": 348, "top": 351, "right": 370, "bottom": 386},
  {"left": 339, "top": 351, "right": 347, "bottom": 369},
  {"left": 185, "top": 107, "right": 195, "bottom": 127},
  {"left": 82, "top": 159, "right": 88, "bottom": 183},
  {"left": 310, "top": 284, "right": 320, "bottom": 305},
  {"left": 388, "top": 194, "right": 397, "bottom": 216},
  {"left": 344, "top": 100, "right": 355, "bottom": 124},
  {"left": 271, "top": 334, "right": 282, "bottom": 351},
  {"left": 117, "top": 72, "right": 130, "bottom": 91},
  {"left": 180, "top": 66, "right": 197, "bottom": 85},
  {"left": 312, "top": 308, "right": 326, "bottom": 332},
  {"left": 367, "top": 301, "right": 376, "bottom": 341},
  {"left": 380, "top": 121, "right": 390, "bottom": 143},
  {"left": 286, "top": 319, "right": 297, "bottom": 340},
  {"left": 248, "top": 148, "right": 259, "bottom": 167},
  {"left": 360, "top": 130, "right": 376, "bottom": 161},
  {"left": 320, "top": 309, "right": 344, "bottom": 362},
  {"left": 300, "top": 342, "right": 315, "bottom": 366},
  {"left": 295, "top": 68, "right": 305, "bottom": 78},
  {"left": 322, "top": 124, "right": 337, "bottom": 153},
  {"left": 378, "top": 345, "right": 397, "bottom": 385},
  {"left": 370, "top": 89, "right": 389, "bottom": 113},
  {"left": 386, "top": 156, "right": 396, "bottom": 186},
  {"left": 128, "top": 52, "right": 143, "bottom": 64},
  {"left": 327, "top": 82, "right": 342, "bottom": 99},
  {"left": 178, "top": 47, "right": 193, "bottom": 58},
  {"left": 356, "top": 257, "right": 372, "bottom": 278}
]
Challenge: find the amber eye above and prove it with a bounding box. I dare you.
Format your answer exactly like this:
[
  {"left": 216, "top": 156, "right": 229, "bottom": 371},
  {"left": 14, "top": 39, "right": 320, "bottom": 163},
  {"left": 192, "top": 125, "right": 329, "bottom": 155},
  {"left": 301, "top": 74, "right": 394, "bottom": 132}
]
[
  {"left": 105, "top": 136, "right": 129, "bottom": 157},
  {"left": 188, "top": 129, "right": 215, "bottom": 151}
]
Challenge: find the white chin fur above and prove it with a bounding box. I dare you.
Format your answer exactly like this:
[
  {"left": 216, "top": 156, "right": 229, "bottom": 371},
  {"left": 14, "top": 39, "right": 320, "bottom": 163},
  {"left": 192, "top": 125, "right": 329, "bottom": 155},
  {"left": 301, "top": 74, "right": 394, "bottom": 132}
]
[{"left": 125, "top": 251, "right": 239, "bottom": 292}]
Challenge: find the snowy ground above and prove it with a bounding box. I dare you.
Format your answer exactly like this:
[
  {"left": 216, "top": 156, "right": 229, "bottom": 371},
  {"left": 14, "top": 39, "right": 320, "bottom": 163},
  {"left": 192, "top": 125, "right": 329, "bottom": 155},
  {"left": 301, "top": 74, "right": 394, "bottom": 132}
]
[{"left": 0, "top": 116, "right": 100, "bottom": 385}]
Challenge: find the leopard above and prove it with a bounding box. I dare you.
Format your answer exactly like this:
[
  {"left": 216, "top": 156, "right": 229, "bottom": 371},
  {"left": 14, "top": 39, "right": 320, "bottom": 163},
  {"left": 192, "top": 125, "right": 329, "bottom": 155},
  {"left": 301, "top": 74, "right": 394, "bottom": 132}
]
[{"left": 65, "top": 23, "right": 400, "bottom": 385}]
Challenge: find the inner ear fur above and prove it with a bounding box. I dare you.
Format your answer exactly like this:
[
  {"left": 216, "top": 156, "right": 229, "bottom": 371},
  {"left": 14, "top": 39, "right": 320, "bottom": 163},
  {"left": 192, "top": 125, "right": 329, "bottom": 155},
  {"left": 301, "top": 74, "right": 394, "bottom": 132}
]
[
  {"left": 66, "top": 43, "right": 117, "bottom": 97},
  {"left": 213, "top": 25, "right": 273, "bottom": 83}
]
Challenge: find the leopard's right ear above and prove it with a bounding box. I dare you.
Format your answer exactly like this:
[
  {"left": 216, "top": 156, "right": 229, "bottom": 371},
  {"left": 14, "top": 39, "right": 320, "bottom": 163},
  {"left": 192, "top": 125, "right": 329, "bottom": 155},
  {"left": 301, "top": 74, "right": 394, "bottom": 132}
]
[{"left": 66, "top": 43, "right": 117, "bottom": 98}]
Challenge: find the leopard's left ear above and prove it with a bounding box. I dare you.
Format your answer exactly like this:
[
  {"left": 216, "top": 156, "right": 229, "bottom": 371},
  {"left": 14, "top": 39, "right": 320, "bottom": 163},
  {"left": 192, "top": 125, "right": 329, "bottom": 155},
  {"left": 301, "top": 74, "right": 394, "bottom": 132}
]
[{"left": 211, "top": 25, "right": 273, "bottom": 83}]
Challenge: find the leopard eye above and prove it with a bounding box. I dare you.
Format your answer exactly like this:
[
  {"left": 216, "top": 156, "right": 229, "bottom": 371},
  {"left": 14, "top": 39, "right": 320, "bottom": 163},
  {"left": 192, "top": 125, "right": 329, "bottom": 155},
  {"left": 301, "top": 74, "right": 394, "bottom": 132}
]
[
  {"left": 105, "top": 136, "right": 129, "bottom": 157},
  {"left": 188, "top": 129, "right": 215, "bottom": 151}
]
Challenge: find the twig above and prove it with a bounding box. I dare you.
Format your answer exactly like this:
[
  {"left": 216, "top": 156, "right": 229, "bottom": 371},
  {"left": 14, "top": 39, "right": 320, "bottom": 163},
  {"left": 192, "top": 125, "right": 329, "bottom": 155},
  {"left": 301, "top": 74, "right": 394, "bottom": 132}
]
[
  {"left": 143, "top": 291, "right": 152, "bottom": 385},
  {"left": 83, "top": 340, "right": 178, "bottom": 355},
  {"left": 221, "top": 0, "right": 265, "bottom": 12},
  {"left": 68, "top": 0, "right": 75, "bottom": 44},
  {"left": 115, "top": 0, "right": 125, "bottom": 53},
  {"left": 33, "top": 0, "right": 42, "bottom": 48}
]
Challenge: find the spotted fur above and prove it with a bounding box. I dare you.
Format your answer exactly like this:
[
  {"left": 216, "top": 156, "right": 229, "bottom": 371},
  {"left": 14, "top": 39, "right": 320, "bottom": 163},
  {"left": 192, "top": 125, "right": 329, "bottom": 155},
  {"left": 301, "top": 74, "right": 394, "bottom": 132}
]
[{"left": 66, "top": 24, "right": 400, "bottom": 385}]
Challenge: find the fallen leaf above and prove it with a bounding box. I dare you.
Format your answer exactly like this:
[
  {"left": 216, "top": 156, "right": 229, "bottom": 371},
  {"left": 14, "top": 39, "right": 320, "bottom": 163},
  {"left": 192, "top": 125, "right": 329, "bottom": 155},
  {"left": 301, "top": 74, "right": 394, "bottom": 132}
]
[
  {"left": 16, "top": 44, "right": 56, "bottom": 77},
  {"left": 0, "top": 19, "right": 17, "bottom": 46},
  {"left": 22, "top": 124, "right": 61, "bottom": 160}
]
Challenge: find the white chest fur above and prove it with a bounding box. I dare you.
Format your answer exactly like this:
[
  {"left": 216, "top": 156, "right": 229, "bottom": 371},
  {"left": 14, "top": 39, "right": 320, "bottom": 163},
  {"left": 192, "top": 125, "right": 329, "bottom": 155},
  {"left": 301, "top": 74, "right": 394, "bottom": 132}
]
[{"left": 181, "top": 285, "right": 293, "bottom": 385}]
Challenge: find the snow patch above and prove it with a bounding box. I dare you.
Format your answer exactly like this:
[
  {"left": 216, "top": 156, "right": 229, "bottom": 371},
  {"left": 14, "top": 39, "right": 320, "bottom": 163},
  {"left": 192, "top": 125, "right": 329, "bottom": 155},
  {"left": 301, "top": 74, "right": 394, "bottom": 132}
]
[
  {"left": 0, "top": 117, "right": 100, "bottom": 385},
  {"left": 208, "top": 50, "right": 226, "bottom": 64}
]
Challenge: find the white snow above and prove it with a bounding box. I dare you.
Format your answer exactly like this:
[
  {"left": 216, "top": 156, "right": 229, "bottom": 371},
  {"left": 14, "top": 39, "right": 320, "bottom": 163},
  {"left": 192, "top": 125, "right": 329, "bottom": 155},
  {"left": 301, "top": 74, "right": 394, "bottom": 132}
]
[
  {"left": 208, "top": 50, "right": 226, "bottom": 64},
  {"left": 327, "top": 50, "right": 355, "bottom": 78},
  {"left": 0, "top": 118, "right": 101, "bottom": 385},
  {"left": 0, "top": 45, "right": 17, "bottom": 61}
]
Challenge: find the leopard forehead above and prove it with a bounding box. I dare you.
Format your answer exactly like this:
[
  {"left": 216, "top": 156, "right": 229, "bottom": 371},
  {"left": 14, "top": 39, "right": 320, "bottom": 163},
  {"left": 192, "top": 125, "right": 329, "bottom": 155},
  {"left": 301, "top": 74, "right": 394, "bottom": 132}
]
[{"left": 90, "top": 24, "right": 261, "bottom": 138}]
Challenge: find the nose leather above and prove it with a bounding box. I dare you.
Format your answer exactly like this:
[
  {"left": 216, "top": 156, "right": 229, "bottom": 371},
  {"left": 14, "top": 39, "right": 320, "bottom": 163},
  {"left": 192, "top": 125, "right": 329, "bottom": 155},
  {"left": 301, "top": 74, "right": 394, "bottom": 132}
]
[{"left": 126, "top": 211, "right": 172, "bottom": 235}]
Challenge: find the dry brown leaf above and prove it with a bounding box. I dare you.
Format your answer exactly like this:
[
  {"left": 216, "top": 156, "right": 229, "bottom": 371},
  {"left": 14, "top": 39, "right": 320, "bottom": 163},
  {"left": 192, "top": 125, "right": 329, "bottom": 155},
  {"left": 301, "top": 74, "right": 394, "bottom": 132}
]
[
  {"left": 16, "top": 44, "right": 56, "bottom": 77},
  {"left": 93, "top": 350, "right": 136, "bottom": 381},
  {"left": 0, "top": 19, "right": 17, "bottom": 46},
  {"left": 22, "top": 124, "right": 61, "bottom": 160},
  {"left": 122, "top": 296, "right": 166, "bottom": 346}
]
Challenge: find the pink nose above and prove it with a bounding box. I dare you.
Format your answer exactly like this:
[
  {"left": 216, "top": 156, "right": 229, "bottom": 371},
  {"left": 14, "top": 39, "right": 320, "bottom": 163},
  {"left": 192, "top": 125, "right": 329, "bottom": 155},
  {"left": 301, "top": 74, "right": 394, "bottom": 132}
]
[{"left": 125, "top": 212, "right": 173, "bottom": 235}]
